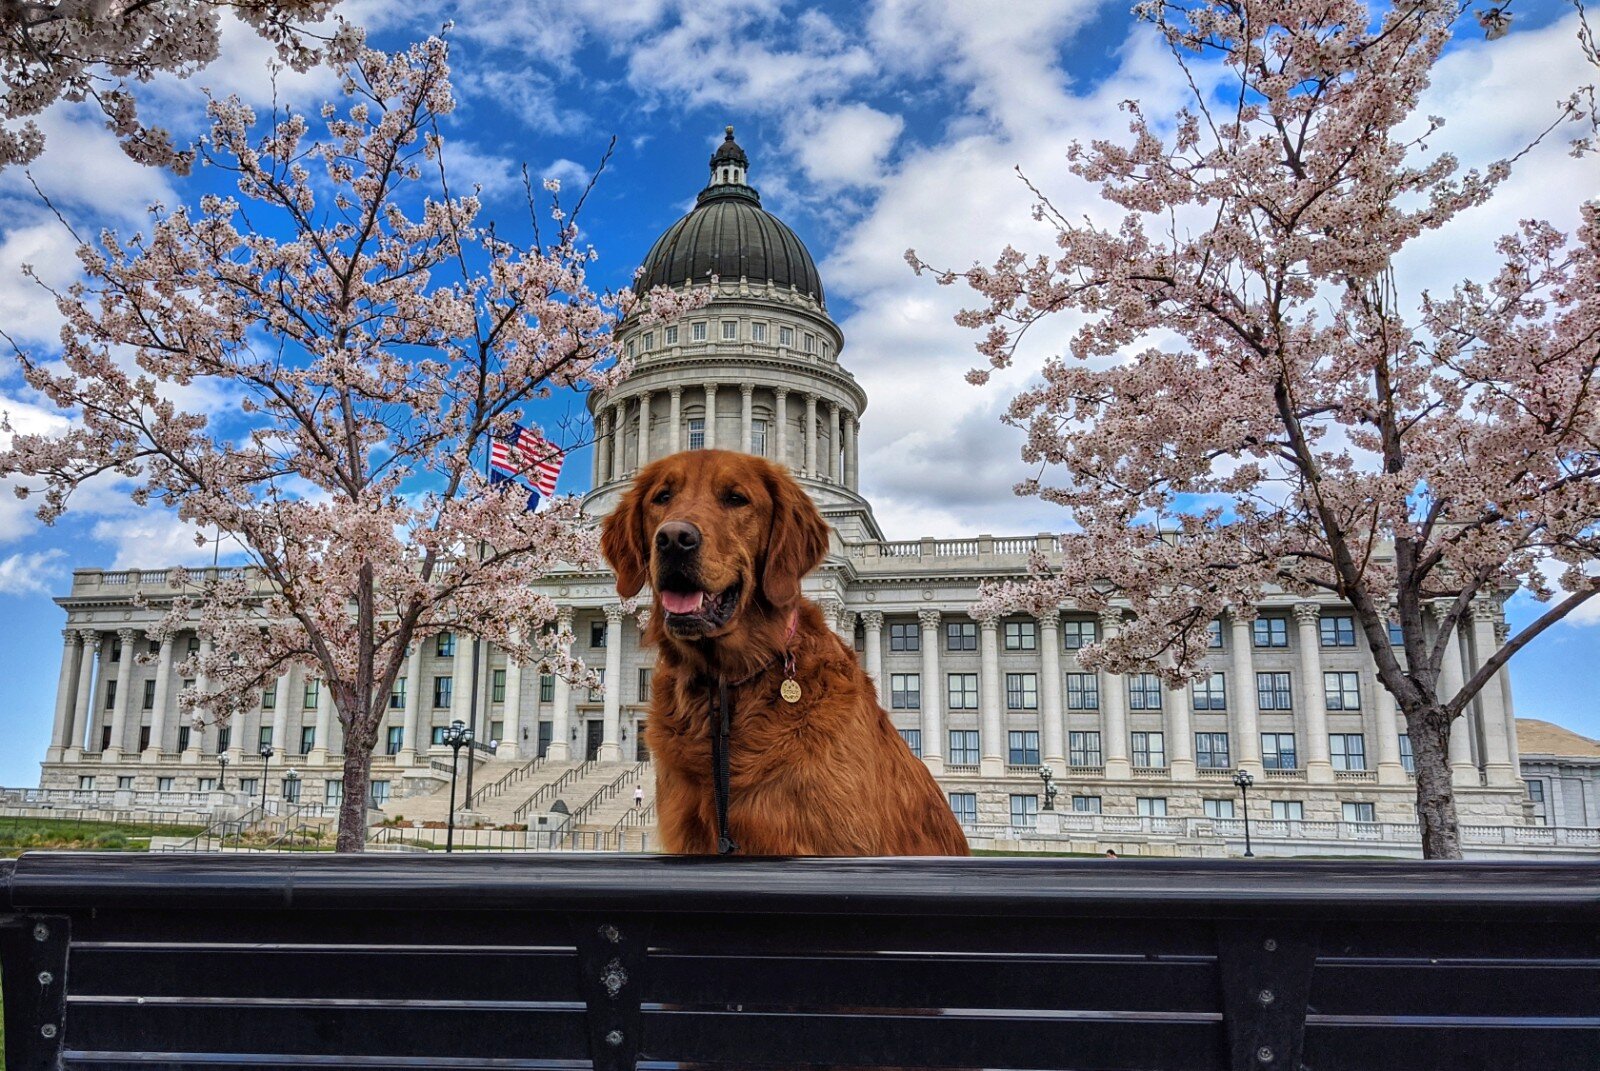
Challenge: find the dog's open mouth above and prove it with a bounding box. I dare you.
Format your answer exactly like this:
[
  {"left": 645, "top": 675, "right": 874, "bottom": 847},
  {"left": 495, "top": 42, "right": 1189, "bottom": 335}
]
[{"left": 659, "top": 583, "right": 741, "bottom": 633}]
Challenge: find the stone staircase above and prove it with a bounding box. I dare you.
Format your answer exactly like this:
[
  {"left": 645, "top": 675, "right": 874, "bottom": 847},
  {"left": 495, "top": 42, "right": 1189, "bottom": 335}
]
[
  {"left": 378, "top": 755, "right": 559, "bottom": 826},
  {"left": 571, "top": 763, "right": 655, "bottom": 833}
]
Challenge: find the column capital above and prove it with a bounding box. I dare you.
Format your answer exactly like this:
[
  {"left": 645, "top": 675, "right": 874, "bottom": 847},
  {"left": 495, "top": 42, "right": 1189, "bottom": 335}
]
[
  {"left": 774, "top": 386, "right": 789, "bottom": 400},
  {"left": 555, "top": 606, "right": 574, "bottom": 629},
  {"left": 1292, "top": 602, "right": 1321, "bottom": 625},
  {"left": 669, "top": 384, "right": 683, "bottom": 399},
  {"left": 1471, "top": 598, "right": 1501, "bottom": 623},
  {"left": 79, "top": 626, "right": 102, "bottom": 648},
  {"left": 917, "top": 608, "right": 942, "bottom": 630},
  {"left": 604, "top": 603, "right": 627, "bottom": 625},
  {"left": 63, "top": 627, "right": 82, "bottom": 645},
  {"left": 1097, "top": 609, "right": 1124, "bottom": 630},
  {"left": 1426, "top": 599, "right": 1455, "bottom": 622},
  {"left": 740, "top": 382, "right": 754, "bottom": 397},
  {"left": 976, "top": 613, "right": 999, "bottom": 630},
  {"left": 827, "top": 399, "right": 841, "bottom": 413},
  {"left": 1228, "top": 605, "right": 1257, "bottom": 625},
  {"left": 860, "top": 610, "right": 884, "bottom": 631},
  {"left": 703, "top": 381, "right": 719, "bottom": 395},
  {"left": 1034, "top": 610, "right": 1061, "bottom": 630},
  {"left": 117, "top": 626, "right": 139, "bottom": 642},
  {"left": 1494, "top": 620, "right": 1511, "bottom": 644}
]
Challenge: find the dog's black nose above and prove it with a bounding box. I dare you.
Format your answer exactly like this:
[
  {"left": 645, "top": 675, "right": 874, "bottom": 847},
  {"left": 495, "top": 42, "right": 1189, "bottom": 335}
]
[{"left": 655, "top": 521, "right": 701, "bottom": 555}]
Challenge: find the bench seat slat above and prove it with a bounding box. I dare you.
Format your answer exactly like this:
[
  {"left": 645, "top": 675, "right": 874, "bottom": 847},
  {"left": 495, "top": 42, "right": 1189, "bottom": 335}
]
[{"left": 1309, "top": 962, "right": 1600, "bottom": 1017}]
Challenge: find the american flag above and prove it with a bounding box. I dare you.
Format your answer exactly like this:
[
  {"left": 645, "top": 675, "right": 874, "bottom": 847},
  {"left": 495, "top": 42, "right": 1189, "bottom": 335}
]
[{"left": 489, "top": 424, "right": 563, "bottom": 496}]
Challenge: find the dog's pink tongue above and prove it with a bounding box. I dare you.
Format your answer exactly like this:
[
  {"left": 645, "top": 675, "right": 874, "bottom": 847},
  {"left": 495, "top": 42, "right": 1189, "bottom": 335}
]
[{"left": 661, "top": 590, "right": 705, "bottom": 614}]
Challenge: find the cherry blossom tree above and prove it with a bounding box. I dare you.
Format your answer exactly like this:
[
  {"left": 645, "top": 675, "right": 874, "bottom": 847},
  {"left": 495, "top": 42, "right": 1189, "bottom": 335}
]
[
  {"left": 0, "top": 0, "right": 356, "bottom": 171},
  {"left": 0, "top": 35, "right": 696, "bottom": 851},
  {"left": 916, "top": 0, "right": 1600, "bottom": 859}
]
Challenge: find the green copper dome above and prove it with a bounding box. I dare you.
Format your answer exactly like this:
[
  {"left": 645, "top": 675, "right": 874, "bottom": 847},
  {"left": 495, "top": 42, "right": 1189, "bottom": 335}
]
[{"left": 633, "top": 127, "right": 825, "bottom": 306}]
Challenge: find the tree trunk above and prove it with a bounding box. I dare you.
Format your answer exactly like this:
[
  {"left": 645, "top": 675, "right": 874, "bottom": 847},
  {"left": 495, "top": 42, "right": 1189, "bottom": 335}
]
[
  {"left": 1407, "top": 705, "right": 1463, "bottom": 860},
  {"left": 335, "top": 723, "right": 373, "bottom": 853}
]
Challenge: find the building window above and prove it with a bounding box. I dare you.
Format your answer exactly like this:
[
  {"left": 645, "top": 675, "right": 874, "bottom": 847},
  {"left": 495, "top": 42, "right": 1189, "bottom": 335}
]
[
  {"left": 1342, "top": 801, "right": 1376, "bottom": 824},
  {"left": 803, "top": 332, "right": 816, "bottom": 353},
  {"left": 1261, "top": 732, "right": 1298, "bottom": 770},
  {"left": 1527, "top": 779, "right": 1546, "bottom": 822},
  {"left": 1007, "top": 730, "right": 1040, "bottom": 766},
  {"left": 638, "top": 667, "right": 654, "bottom": 703},
  {"left": 187, "top": 636, "right": 200, "bottom": 656},
  {"left": 1071, "top": 795, "right": 1102, "bottom": 814},
  {"left": 1131, "top": 731, "right": 1166, "bottom": 768},
  {"left": 721, "top": 320, "right": 738, "bottom": 340},
  {"left": 431, "top": 726, "right": 449, "bottom": 745},
  {"left": 1398, "top": 734, "right": 1414, "bottom": 773},
  {"left": 139, "top": 726, "right": 151, "bottom": 751},
  {"left": 890, "top": 673, "right": 920, "bottom": 710},
  {"left": 1272, "top": 800, "right": 1305, "bottom": 821},
  {"left": 157, "top": 776, "right": 174, "bottom": 793},
  {"left": 1005, "top": 673, "right": 1038, "bottom": 710},
  {"left": 258, "top": 726, "right": 273, "bottom": 749},
  {"left": 142, "top": 679, "right": 156, "bottom": 710},
  {"left": 1062, "top": 620, "right": 1098, "bottom": 649},
  {"left": 299, "top": 726, "right": 316, "bottom": 754},
  {"left": 369, "top": 780, "right": 391, "bottom": 807},
  {"left": 326, "top": 779, "right": 344, "bottom": 807},
  {"left": 946, "top": 622, "right": 977, "bottom": 651},
  {"left": 752, "top": 418, "right": 768, "bottom": 455},
  {"left": 1137, "top": 797, "right": 1168, "bottom": 817},
  {"left": 751, "top": 322, "right": 767, "bottom": 343},
  {"left": 1128, "top": 673, "right": 1163, "bottom": 711},
  {"left": 1324, "top": 671, "right": 1361, "bottom": 711},
  {"left": 779, "top": 325, "right": 795, "bottom": 347},
  {"left": 665, "top": 325, "right": 679, "bottom": 345},
  {"left": 218, "top": 726, "right": 231, "bottom": 752},
  {"left": 1068, "top": 731, "right": 1102, "bottom": 767},
  {"left": 1207, "top": 619, "right": 1224, "bottom": 648},
  {"left": 1009, "top": 794, "right": 1038, "bottom": 829},
  {"left": 1388, "top": 620, "right": 1405, "bottom": 645},
  {"left": 1203, "top": 798, "right": 1235, "bottom": 819},
  {"left": 822, "top": 341, "right": 832, "bottom": 360},
  {"left": 386, "top": 726, "right": 404, "bottom": 755},
  {"left": 947, "top": 673, "right": 978, "bottom": 710},
  {"left": 625, "top": 339, "right": 635, "bottom": 359},
  {"left": 1320, "top": 615, "right": 1357, "bottom": 647},
  {"left": 282, "top": 776, "right": 302, "bottom": 803},
  {"left": 261, "top": 681, "right": 276, "bottom": 710},
  {"left": 1065, "top": 673, "right": 1100, "bottom": 710},
  {"left": 176, "top": 726, "right": 190, "bottom": 752},
  {"left": 539, "top": 674, "right": 555, "bottom": 702},
  {"left": 1196, "top": 732, "right": 1231, "bottom": 769},
  {"left": 589, "top": 621, "right": 607, "bottom": 648},
  {"left": 240, "top": 777, "right": 258, "bottom": 797},
  {"left": 435, "top": 633, "right": 455, "bottom": 657},
  {"left": 104, "top": 679, "right": 116, "bottom": 709},
  {"left": 432, "top": 676, "right": 452, "bottom": 709},
  {"left": 589, "top": 668, "right": 605, "bottom": 703},
  {"left": 1257, "top": 672, "right": 1293, "bottom": 711},
  {"left": 197, "top": 777, "right": 217, "bottom": 793},
  {"left": 691, "top": 322, "right": 707, "bottom": 342},
  {"left": 1331, "top": 734, "right": 1367, "bottom": 771},
  {"left": 899, "top": 728, "right": 922, "bottom": 757},
  {"left": 948, "top": 730, "right": 980, "bottom": 766},
  {"left": 489, "top": 721, "right": 504, "bottom": 744},
  {"left": 303, "top": 679, "right": 319, "bottom": 709},
  {"left": 948, "top": 792, "right": 977, "bottom": 826},
  {"left": 110, "top": 635, "right": 122, "bottom": 662},
  {"left": 1191, "top": 672, "right": 1226, "bottom": 710},
  {"left": 78, "top": 775, "right": 95, "bottom": 792},
  {"left": 889, "top": 622, "right": 920, "bottom": 651},
  {"left": 148, "top": 638, "right": 160, "bottom": 656},
  {"left": 390, "top": 677, "right": 406, "bottom": 710},
  {"left": 688, "top": 417, "right": 705, "bottom": 450},
  {"left": 491, "top": 669, "right": 506, "bottom": 704},
  {"left": 1003, "top": 621, "right": 1037, "bottom": 650},
  {"left": 1253, "top": 617, "right": 1289, "bottom": 647},
  {"left": 643, "top": 331, "right": 654, "bottom": 350}
]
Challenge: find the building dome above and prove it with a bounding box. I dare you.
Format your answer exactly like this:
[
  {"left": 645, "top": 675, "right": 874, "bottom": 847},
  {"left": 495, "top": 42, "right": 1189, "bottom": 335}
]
[{"left": 633, "top": 126, "right": 825, "bottom": 306}]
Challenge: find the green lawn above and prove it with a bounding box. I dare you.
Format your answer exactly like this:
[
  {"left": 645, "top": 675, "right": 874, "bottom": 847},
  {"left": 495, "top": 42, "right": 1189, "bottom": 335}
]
[{"left": 0, "top": 815, "right": 206, "bottom": 858}]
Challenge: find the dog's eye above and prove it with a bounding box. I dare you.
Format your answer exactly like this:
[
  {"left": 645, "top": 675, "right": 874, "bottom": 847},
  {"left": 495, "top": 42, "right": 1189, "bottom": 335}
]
[
  {"left": 652, "top": 488, "right": 673, "bottom": 506},
  {"left": 723, "top": 490, "right": 749, "bottom": 508}
]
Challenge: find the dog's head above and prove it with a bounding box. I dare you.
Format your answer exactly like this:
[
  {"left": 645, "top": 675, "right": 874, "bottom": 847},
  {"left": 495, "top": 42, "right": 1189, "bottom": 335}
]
[{"left": 600, "top": 450, "right": 829, "bottom": 640}]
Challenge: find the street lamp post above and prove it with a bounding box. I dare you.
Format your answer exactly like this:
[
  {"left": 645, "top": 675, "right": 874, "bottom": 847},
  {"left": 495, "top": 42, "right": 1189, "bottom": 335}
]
[
  {"left": 1038, "top": 766, "right": 1058, "bottom": 811},
  {"left": 442, "top": 719, "right": 474, "bottom": 853},
  {"left": 283, "top": 767, "right": 300, "bottom": 808},
  {"left": 217, "top": 754, "right": 229, "bottom": 793},
  {"left": 1232, "top": 768, "right": 1256, "bottom": 858},
  {"left": 257, "top": 744, "right": 274, "bottom": 813}
]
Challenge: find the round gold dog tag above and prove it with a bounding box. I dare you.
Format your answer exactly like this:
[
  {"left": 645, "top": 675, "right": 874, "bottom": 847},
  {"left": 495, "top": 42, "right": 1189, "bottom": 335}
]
[{"left": 780, "top": 679, "right": 802, "bottom": 704}]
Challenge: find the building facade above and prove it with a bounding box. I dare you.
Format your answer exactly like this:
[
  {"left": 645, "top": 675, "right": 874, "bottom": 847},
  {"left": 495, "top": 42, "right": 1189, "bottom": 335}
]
[
  {"left": 1518, "top": 719, "right": 1599, "bottom": 827},
  {"left": 36, "top": 129, "right": 1531, "bottom": 830}
]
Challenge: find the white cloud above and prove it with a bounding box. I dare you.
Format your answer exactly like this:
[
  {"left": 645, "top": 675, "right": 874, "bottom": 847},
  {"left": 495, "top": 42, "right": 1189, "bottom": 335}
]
[
  {"left": 0, "top": 102, "right": 178, "bottom": 225},
  {"left": 0, "top": 548, "right": 65, "bottom": 596},
  {"left": 0, "top": 213, "right": 79, "bottom": 348},
  {"left": 785, "top": 104, "right": 905, "bottom": 189}
]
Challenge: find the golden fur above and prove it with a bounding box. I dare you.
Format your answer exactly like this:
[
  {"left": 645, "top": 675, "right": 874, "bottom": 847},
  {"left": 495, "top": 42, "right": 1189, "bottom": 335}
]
[{"left": 600, "top": 450, "right": 969, "bottom": 857}]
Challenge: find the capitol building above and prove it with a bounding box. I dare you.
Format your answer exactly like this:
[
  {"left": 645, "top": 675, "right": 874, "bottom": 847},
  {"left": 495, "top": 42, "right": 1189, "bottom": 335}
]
[{"left": 31, "top": 129, "right": 1535, "bottom": 848}]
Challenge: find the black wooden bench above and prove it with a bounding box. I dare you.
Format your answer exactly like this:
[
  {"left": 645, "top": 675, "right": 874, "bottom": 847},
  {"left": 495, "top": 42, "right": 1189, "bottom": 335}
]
[{"left": 2, "top": 854, "right": 1597, "bottom": 1070}]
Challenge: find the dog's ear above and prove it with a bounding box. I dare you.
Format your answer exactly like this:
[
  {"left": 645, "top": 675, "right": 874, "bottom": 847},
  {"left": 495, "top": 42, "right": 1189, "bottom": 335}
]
[
  {"left": 601, "top": 478, "right": 650, "bottom": 598},
  {"left": 761, "top": 466, "right": 829, "bottom": 607}
]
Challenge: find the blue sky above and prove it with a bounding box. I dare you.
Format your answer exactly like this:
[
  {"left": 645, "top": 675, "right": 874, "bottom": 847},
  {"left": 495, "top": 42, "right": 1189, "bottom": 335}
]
[{"left": 0, "top": 0, "right": 1596, "bottom": 784}]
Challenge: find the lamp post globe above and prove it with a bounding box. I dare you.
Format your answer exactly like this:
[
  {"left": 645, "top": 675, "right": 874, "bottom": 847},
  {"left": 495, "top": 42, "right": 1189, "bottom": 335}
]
[
  {"left": 1232, "top": 769, "right": 1255, "bottom": 858},
  {"left": 1038, "top": 766, "right": 1058, "bottom": 811},
  {"left": 217, "top": 754, "right": 229, "bottom": 792},
  {"left": 284, "top": 767, "right": 300, "bottom": 806},
  {"left": 257, "top": 744, "right": 274, "bottom": 812},
  {"left": 443, "top": 719, "right": 473, "bottom": 853}
]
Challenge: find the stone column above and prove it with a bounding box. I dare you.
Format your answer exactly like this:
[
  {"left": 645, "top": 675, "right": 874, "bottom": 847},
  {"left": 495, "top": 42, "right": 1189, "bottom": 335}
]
[
  {"left": 804, "top": 394, "right": 818, "bottom": 476},
  {"left": 1037, "top": 613, "right": 1066, "bottom": 770},
  {"left": 86, "top": 631, "right": 115, "bottom": 754},
  {"left": 1227, "top": 610, "right": 1263, "bottom": 773},
  {"left": 775, "top": 389, "right": 789, "bottom": 469},
  {"left": 600, "top": 605, "right": 625, "bottom": 761},
  {"left": 977, "top": 614, "right": 1004, "bottom": 777},
  {"left": 827, "top": 402, "right": 841, "bottom": 482},
  {"left": 309, "top": 675, "right": 334, "bottom": 764},
  {"left": 271, "top": 665, "right": 294, "bottom": 760},
  {"left": 844, "top": 414, "right": 859, "bottom": 491},
  {"left": 669, "top": 387, "right": 683, "bottom": 454},
  {"left": 703, "top": 384, "right": 719, "bottom": 450},
  {"left": 1293, "top": 603, "right": 1334, "bottom": 782},
  {"left": 103, "top": 627, "right": 138, "bottom": 761},
  {"left": 182, "top": 637, "right": 208, "bottom": 763},
  {"left": 1495, "top": 621, "right": 1520, "bottom": 775},
  {"left": 918, "top": 610, "right": 944, "bottom": 772},
  {"left": 1470, "top": 601, "right": 1516, "bottom": 785},
  {"left": 1374, "top": 684, "right": 1406, "bottom": 784},
  {"left": 68, "top": 628, "right": 100, "bottom": 760},
  {"left": 818, "top": 598, "right": 849, "bottom": 641},
  {"left": 548, "top": 608, "right": 575, "bottom": 761},
  {"left": 398, "top": 642, "right": 424, "bottom": 767},
  {"left": 595, "top": 409, "right": 611, "bottom": 484},
  {"left": 1431, "top": 603, "right": 1476, "bottom": 782},
  {"left": 635, "top": 392, "right": 651, "bottom": 471},
  {"left": 48, "top": 629, "right": 83, "bottom": 762},
  {"left": 502, "top": 641, "right": 524, "bottom": 760},
  {"left": 740, "top": 383, "right": 754, "bottom": 453},
  {"left": 449, "top": 633, "right": 473, "bottom": 731},
  {"left": 861, "top": 611, "right": 884, "bottom": 705},
  {"left": 1099, "top": 611, "right": 1131, "bottom": 777},
  {"left": 609, "top": 406, "right": 625, "bottom": 482},
  {"left": 1165, "top": 670, "right": 1195, "bottom": 779}
]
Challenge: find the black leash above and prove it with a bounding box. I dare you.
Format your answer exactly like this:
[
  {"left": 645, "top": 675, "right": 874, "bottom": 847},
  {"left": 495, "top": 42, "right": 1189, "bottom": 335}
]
[{"left": 711, "top": 677, "right": 738, "bottom": 855}]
